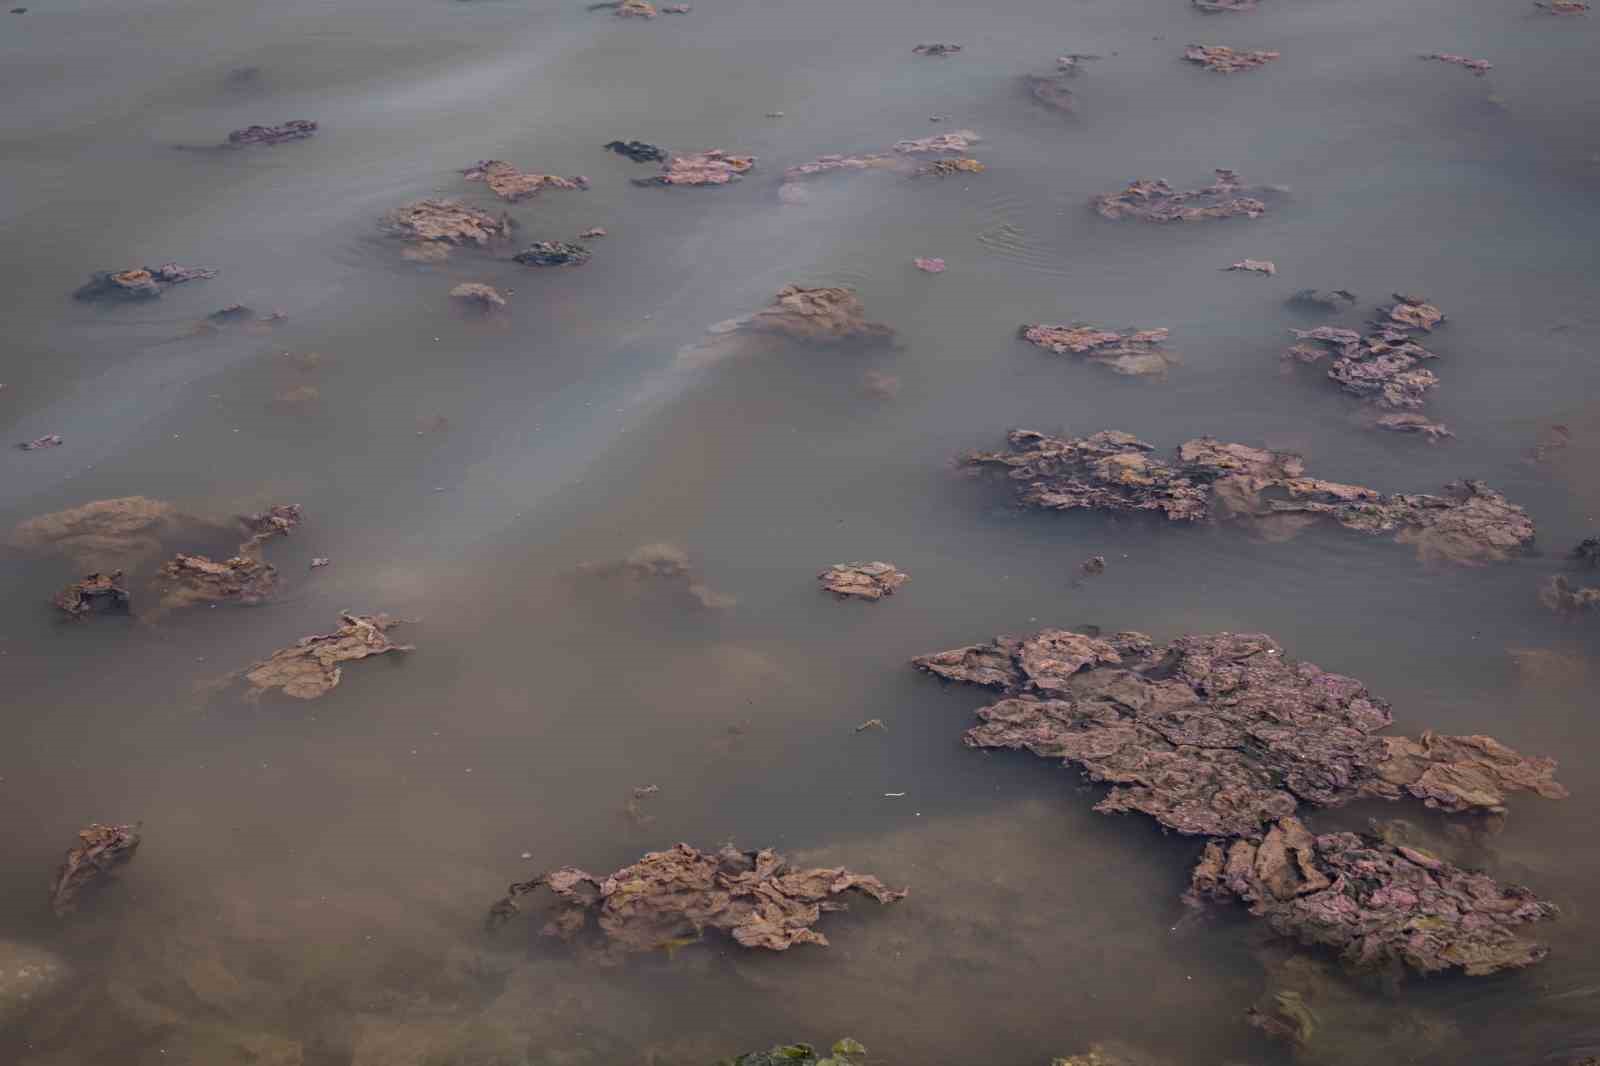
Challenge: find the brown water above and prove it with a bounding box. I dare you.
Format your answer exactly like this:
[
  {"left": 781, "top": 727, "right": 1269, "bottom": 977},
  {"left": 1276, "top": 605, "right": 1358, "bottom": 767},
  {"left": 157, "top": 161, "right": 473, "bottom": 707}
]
[{"left": 3, "top": 0, "right": 1600, "bottom": 1062}]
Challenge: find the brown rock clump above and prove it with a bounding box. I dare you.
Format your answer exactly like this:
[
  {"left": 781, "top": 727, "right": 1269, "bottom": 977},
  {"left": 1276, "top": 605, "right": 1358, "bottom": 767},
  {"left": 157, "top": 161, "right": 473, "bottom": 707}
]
[
  {"left": 239, "top": 612, "right": 413, "bottom": 700},
  {"left": 1093, "top": 169, "right": 1268, "bottom": 222},
  {"left": 51, "top": 823, "right": 141, "bottom": 917},
  {"left": 382, "top": 199, "right": 514, "bottom": 247},
  {"left": 818, "top": 561, "right": 909, "bottom": 600},
  {"left": 1184, "top": 45, "right": 1280, "bottom": 72},
  {"left": 460, "top": 160, "right": 587, "bottom": 202},
  {"left": 1019, "top": 325, "right": 1175, "bottom": 377}
]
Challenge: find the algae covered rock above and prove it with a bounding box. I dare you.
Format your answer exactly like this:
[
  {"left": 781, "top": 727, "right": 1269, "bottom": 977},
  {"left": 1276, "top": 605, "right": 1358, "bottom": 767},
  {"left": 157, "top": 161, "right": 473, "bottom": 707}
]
[{"left": 722, "top": 1038, "right": 868, "bottom": 1066}]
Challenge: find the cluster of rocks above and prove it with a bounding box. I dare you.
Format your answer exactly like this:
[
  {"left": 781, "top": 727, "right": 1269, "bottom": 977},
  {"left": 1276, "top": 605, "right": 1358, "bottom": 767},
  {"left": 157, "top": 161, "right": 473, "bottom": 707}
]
[
  {"left": 914, "top": 627, "right": 1566, "bottom": 975},
  {"left": 1092, "top": 169, "right": 1268, "bottom": 222},
  {"left": 225, "top": 119, "right": 317, "bottom": 146},
  {"left": 1019, "top": 324, "right": 1175, "bottom": 377},
  {"left": 488, "top": 843, "right": 905, "bottom": 955},
  {"left": 73, "top": 262, "right": 216, "bottom": 301},
  {"left": 964, "top": 429, "right": 1534, "bottom": 564},
  {"left": 1285, "top": 294, "right": 1452, "bottom": 434},
  {"left": 1183, "top": 45, "right": 1279, "bottom": 72},
  {"left": 781, "top": 130, "right": 982, "bottom": 191},
  {"left": 634, "top": 149, "right": 755, "bottom": 186}
]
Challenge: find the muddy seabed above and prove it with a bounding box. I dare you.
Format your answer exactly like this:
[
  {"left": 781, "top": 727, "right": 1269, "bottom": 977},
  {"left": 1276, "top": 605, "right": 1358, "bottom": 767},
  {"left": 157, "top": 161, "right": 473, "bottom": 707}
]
[{"left": 3, "top": 0, "right": 1600, "bottom": 1063}]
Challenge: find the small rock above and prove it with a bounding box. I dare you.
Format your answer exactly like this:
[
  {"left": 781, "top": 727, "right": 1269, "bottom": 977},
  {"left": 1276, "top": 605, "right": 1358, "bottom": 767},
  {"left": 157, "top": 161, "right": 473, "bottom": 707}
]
[
  {"left": 913, "top": 257, "right": 946, "bottom": 273},
  {"left": 450, "top": 282, "right": 507, "bottom": 308},
  {"left": 1421, "top": 52, "right": 1492, "bottom": 75},
  {"left": 1223, "top": 258, "right": 1276, "bottom": 275},
  {"left": 310, "top": 557, "right": 331, "bottom": 569},
  {"left": 578, "top": 227, "right": 608, "bottom": 239},
  {"left": 912, "top": 43, "right": 962, "bottom": 56},
  {"left": 1080, "top": 555, "right": 1107, "bottom": 576},
  {"left": 604, "top": 139, "right": 668, "bottom": 163},
  {"left": 18, "top": 434, "right": 63, "bottom": 451},
  {"left": 1184, "top": 45, "right": 1280, "bottom": 73},
  {"left": 512, "top": 241, "right": 591, "bottom": 267},
  {"left": 226, "top": 120, "right": 318, "bottom": 147},
  {"left": 818, "top": 561, "right": 909, "bottom": 601}
]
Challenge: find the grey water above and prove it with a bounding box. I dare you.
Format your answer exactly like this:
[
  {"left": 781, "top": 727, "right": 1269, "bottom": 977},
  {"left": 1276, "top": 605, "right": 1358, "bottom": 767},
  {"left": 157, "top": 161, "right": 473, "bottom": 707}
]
[{"left": 2, "top": 0, "right": 1599, "bottom": 1062}]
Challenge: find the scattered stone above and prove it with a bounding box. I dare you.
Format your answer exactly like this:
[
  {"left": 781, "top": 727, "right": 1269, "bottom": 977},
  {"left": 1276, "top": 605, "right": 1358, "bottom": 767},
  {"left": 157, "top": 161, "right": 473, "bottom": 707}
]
[
  {"left": 73, "top": 263, "right": 217, "bottom": 301},
  {"left": 486, "top": 842, "right": 906, "bottom": 952},
  {"left": 963, "top": 430, "right": 1535, "bottom": 564},
  {"left": 155, "top": 504, "right": 302, "bottom": 612},
  {"left": 1534, "top": 0, "right": 1590, "bottom": 11},
  {"left": 54, "top": 571, "right": 130, "bottom": 618},
  {"left": 1526, "top": 423, "right": 1571, "bottom": 464},
  {"left": 604, "top": 139, "right": 668, "bottom": 163},
  {"left": 18, "top": 434, "right": 63, "bottom": 450},
  {"left": 1373, "top": 413, "right": 1453, "bottom": 441},
  {"left": 1286, "top": 295, "right": 1447, "bottom": 414},
  {"left": 1184, "top": 45, "right": 1280, "bottom": 72},
  {"left": 1019, "top": 325, "right": 1175, "bottom": 377},
  {"left": 1421, "top": 53, "right": 1492, "bottom": 75},
  {"left": 460, "top": 160, "right": 587, "bottom": 202},
  {"left": 1224, "top": 258, "right": 1276, "bottom": 275},
  {"left": 635, "top": 149, "right": 755, "bottom": 186},
  {"left": 382, "top": 199, "right": 514, "bottom": 247},
  {"left": 1193, "top": 0, "right": 1259, "bottom": 11},
  {"left": 1093, "top": 169, "right": 1267, "bottom": 222},
  {"left": 239, "top": 612, "right": 413, "bottom": 700},
  {"left": 916, "top": 628, "right": 1565, "bottom": 839},
  {"left": 51, "top": 823, "right": 141, "bottom": 916},
  {"left": 818, "top": 561, "right": 909, "bottom": 601},
  {"left": 1289, "top": 288, "right": 1358, "bottom": 311},
  {"left": 579, "top": 226, "right": 608, "bottom": 238},
  {"left": 1080, "top": 555, "right": 1106, "bottom": 576},
  {"left": 310, "top": 557, "right": 331, "bottom": 569},
  {"left": 893, "top": 129, "right": 980, "bottom": 154},
  {"left": 225, "top": 120, "right": 317, "bottom": 146},
  {"left": 1188, "top": 817, "right": 1556, "bottom": 975},
  {"left": 914, "top": 257, "right": 946, "bottom": 273},
  {"left": 912, "top": 43, "right": 962, "bottom": 56},
  {"left": 1540, "top": 575, "right": 1600, "bottom": 613},
  {"left": 728, "top": 1040, "right": 868, "bottom": 1066},
  {"left": 512, "top": 241, "right": 592, "bottom": 267},
  {"left": 917, "top": 157, "right": 985, "bottom": 176},
  {"left": 575, "top": 542, "right": 735, "bottom": 610},
  {"left": 0, "top": 940, "right": 69, "bottom": 1027},
  {"left": 449, "top": 282, "right": 506, "bottom": 309},
  {"left": 11, "top": 496, "right": 185, "bottom": 569}
]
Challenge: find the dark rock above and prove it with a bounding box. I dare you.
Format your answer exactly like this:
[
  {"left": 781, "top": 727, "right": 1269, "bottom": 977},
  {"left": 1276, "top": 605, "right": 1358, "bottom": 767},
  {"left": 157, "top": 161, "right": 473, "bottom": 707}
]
[
  {"left": 226, "top": 120, "right": 317, "bottom": 146},
  {"left": 1289, "top": 289, "right": 1358, "bottom": 311},
  {"left": 512, "top": 241, "right": 592, "bottom": 266},
  {"left": 912, "top": 43, "right": 962, "bottom": 56},
  {"left": 73, "top": 263, "right": 216, "bottom": 301},
  {"left": 727, "top": 1040, "right": 868, "bottom": 1066},
  {"left": 604, "top": 139, "right": 668, "bottom": 163},
  {"left": 53, "top": 571, "right": 130, "bottom": 618}
]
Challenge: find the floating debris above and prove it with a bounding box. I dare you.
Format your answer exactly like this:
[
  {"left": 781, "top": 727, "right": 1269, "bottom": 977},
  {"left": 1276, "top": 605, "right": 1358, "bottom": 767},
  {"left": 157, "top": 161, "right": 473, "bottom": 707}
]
[
  {"left": 964, "top": 430, "right": 1535, "bottom": 564},
  {"left": 512, "top": 241, "right": 592, "bottom": 267},
  {"left": 382, "top": 199, "right": 514, "bottom": 247},
  {"left": 1540, "top": 575, "right": 1600, "bottom": 613},
  {"left": 460, "top": 160, "right": 587, "bottom": 202},
  {"left": 53, "top": 571, "right": 130, "bottom": 619},
  {"left": 51, "top": 823, "right": 140, "bottom": 917},
  {"left": 1373, "top": 413, "right": 1453, "bottom": 441},
  {"left": 818, "top": 561, "right": 909, "bottom": 601},
  {"left": 1288, "top": 288, "right": 1357, "bottom": 311},
  {"left": 155, "top": 504, "right": 302, "bottom": 612},
  {"left": 18, "top": 434, "right": 63, "bottom": 451},
  {"left": 635, "top": 149, "right": 755, "bottom": 186},
  {"left": 575, "top": 542, "right": 735, "bottom": 611},
  {"left": 593, "top": 0, "right": 657, "bottom": 16},
  {"left": 1421, "top": 53, "right": 1492, "bottom": 75},
  {"left": 917, "top": 628, "right": 1563, "bottom": 836},
  {"left": 1020, "top": 325, "right": 1175, "bottom": 377},
  {"left": 1184, "top": 45, "right": 1280, "bottom": 72},
  {"left": 239, "top": 612, "right": 413, "bottom": 700},
  {"left": 73, "top": 263, "right": 217, "bottom": 301},
  {"left": 1286, "top": 294, "right": 1448, "bottom": 414},
  {"left": 1189, "top": 817, "right": 1556, "bottom": 975},
  {"left": 225, "top": 120, "right": 317, "bottom": 146},
  {"left": 449, "top": 282, "right": 506, "bottom": 309},
  {"left": 912, "top": 43, "right": 962, "bottom": 56},
  {"left": 727, "top": 1040, "right": 868, "bottom": 1066},
  {"left": 913, "top": 257, "right": 946, "bottom": 273},
  {"left": 1093, "top": 169, "right": 1267, "bottom": 223},
  {"left": 487, "top": 843, "right": 905, "bottom": 952},
  {"left": 604, "top": 139, "right": 667, "bottom": 163},
  {"left": 1224, "top": 258, "right": 1276, "bottom": 275}
]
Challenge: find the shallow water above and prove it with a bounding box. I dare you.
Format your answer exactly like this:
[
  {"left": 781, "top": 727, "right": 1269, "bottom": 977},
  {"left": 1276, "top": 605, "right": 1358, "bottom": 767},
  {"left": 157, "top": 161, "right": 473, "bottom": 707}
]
[{"left": 3, "top": 0, "right": 1600, "bottom": 1063}]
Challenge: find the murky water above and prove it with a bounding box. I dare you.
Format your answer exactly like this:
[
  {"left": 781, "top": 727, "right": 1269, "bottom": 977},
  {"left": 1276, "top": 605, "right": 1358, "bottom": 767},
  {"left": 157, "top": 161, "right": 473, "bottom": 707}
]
[{"left": 3, "top": 0, "right": 1599, "bottom": 1062}]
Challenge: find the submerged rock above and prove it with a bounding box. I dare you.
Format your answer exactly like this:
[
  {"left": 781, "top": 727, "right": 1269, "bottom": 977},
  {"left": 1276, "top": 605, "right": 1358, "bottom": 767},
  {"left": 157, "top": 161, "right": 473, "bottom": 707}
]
[
  {"left": 382, "top": 198, "right": 514, "bottom": 247},
  {"left": 893, "top": 129, "right": 980, "bottom": 154},
  {"left": 1534, "top": 0, "right": 1590, "bottom": 11},
  {"left": 818, "top": 561, "right": 909, "bottom": 601},
  {"left": 512, "top": 241, "right": 592, "bottom": 267},
  {"left": 1372, "top": 413, "right": 1453, "bottom": 441},
  {"left": 1193, "top": 0, "right": 1259, "bottom": 11},
  {"left": 741, "top": 285, "right": 895, "bottom": 346},
  {"left": 604, "top": 139, "right": 668, "bottom": 163},
  {"left": 487, "top": 842, "right": 905, "bottom": 953},
  {"left": 1540, "top": 575, "right": 1600, "bottom": 612},
  {"left": 0, "top": 940, "right": 70, "bottom": 1027},
  {"left": 575, "top": 542, "right": 735, "bottom": 610},
  {"left": 449, "top": 282, "right": 506, "bottom": 309},
  {"left": 460, "top": 159, "right": 587, "bottom": 202},
  {"left": 187, "top": 305, "right": 287, "bottom": 336},
  {"left": 1188, "top": 817, "right": 1556, "bottom": 975},
  {"left": 1287, "top": 294, "right": 1448, "bottom": 416},
  {"left": 11, "top": 496, "right": 186, "bottom": 569},
  {"left": 636, "top": 149, "right": 755, "bottom": 186},
  {"left": 1024, "top": 54, "right": 1097, "bottom": 114},
  {"left": 53, "top": 571, "right": 130, "bottom": 618},
  {"left": 18, "top": 433, "right": 63, "bottom": 450},
  {"left": 1052, "top": 1045, "right": 1169, "bottom": 1066},
  {"left": 964, "top": 429, "right": 1534, "bottom": 563},
  {"left": 239, "top": 612, "right": 413, "bottom": 700},
  {"left": 1184, "top": 45, "right": 1280, "bottom": 72},
  {"left": 727, "top": 1040, "right": 868, "bottom": 1066},
  {"left": 912, "top": 43, "right": 962, "bottom": 55},
  {"left": 914, "top": 628, "right": 1565, "bottom": 837},
  {"left": 1575, "top": 536, "right": 1600, "bottom": 567},
  {"left": 226, "top": 120, "right": 317, "bottom": 146},
  {"left": 73, "top": 263, "right": 217, "bottom": 301},
  {"left": 1092, "top": 169, "right": 1267, "bottom": 222},
  {"left": 1289, "top": 288, "right": 1358, "bottom": 311},
  {"left": 51, "top": 822, "right": 141, "bottom": 916},
  {"left": 1019, "top": 325, "right": 1175, "bottom": 377},
  {"left": 154, "top": 504, "right": 302, "bottom": 612},
  {"left": 1421, "top": 52, "right": 1492, "bottom": 75}
]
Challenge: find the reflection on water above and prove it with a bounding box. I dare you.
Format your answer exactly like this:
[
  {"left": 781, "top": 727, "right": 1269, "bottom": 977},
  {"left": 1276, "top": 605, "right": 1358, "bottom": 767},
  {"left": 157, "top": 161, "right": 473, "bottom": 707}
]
[{"left": 2, "top": 0, "right": 1599, "bottom": 1062}]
